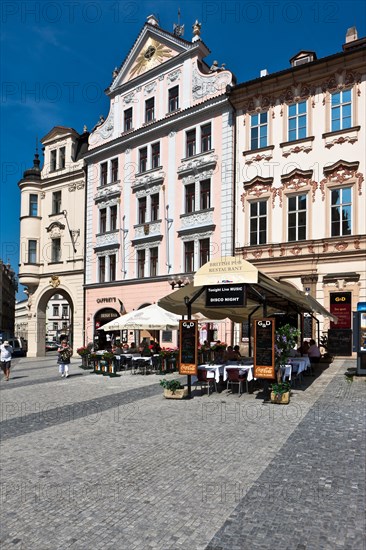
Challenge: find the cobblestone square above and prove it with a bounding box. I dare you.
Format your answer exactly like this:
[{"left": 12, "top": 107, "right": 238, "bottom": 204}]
[{"left": 0, "top": 356, "right": 365, "bottom": 549}]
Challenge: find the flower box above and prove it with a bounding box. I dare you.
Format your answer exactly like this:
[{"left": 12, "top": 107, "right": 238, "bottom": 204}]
[
  {"left": 270, "top": 391, "right": 290, "bottom": 404},
  {"left": 163, "top": 388, "right": 188, "bottom": 399}
]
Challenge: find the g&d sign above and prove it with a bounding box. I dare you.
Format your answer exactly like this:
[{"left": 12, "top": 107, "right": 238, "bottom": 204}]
[
  {"left": 205, "top": 284, "right": 246, "bottom": 307},
  {"left": 179, "top": 320, "right": 198, "bottom": 375},
  {"left": 254, "top": 319, "right": 275, "bottom": 379}
]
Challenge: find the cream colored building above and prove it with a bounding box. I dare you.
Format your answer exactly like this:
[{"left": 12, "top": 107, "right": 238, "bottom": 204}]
[
  {"left": 18, "top": 127, "right": 88, "bottom": 356},
  {"left": 231, "top": 28, "right": 366, "bottom": 345}
]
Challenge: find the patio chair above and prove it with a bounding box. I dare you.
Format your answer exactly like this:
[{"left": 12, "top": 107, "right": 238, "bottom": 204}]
[
  {"left": 226, "top": 368, "right": 248, "bottom": 396},
  {"left": 290, "top": 362, "right": 302, "bottom": 387},
  {"left": 135, "top": 358, "right": 149, "bottom": 375},
  {"left": 194, "top": 369, "right": 217, "bottom": 396}
]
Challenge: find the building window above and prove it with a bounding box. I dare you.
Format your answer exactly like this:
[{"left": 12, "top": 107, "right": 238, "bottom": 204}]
[
  {"left": 99, "top": 208, "right": 107, "bottom": 234},
  {"left": 124, "top": 107, "right": 133, "bottom": 132},
  {"left": 331, "top": 187, "right": 352, "bottom": 236},
  {"left": 201, "top": 123, "right": 212, "bottom": 152},
  {"left": 250, "top": 201, "right": 267, "bottom": 245},
  {"left": 186, "top": 129, "right": 196, "bottom": 157},
  {"left": 145, "top": 97, "right": 155, "bottom": 123},
  {"left": 199, "top": 238, "right": 210, "bottom": 267},
  {"left": 51, "top": 238, "right": 61, "bottom": 262},
  {"left": 200, "top": 180, "right": 210, "bottom": 210},
  {"left": 110, "top": 205, "right": 117, "bottom": 231},
  {"left": 151, "top": 142, "right": 160, "bottom": 169},
  {"left": 98, "top": 256, "right": 105, "bottom": 283},
  {"left": 29, "top": 194, "right": 38, "bottom": 216},
  {"left": 59, "top": 147, "right": 66, "bottom": 169},
  {"left": 139, "top": 147, "right": 147, "bottom": 173},
  {"left": 168, "top": 86, "right": 179, "bottom": 112},
  {"left": 151, "top": 194, "right": 159, "bottom": 221},
  {"left": 50, "top": 150, "right": 57, "bottom": 171},
  {"left": 138, "top": 197, "right": 147, "bottom": 224},
  {"left": 62, "top": 305, "right": 68, "bottom": 317},
  {"left": 100, "top": 162, "right": 108, "bottom": 186},
  {"left": 250, "top": 112, "right": 268, "bottom": 150},
  {"left": 184, "top": 241, "right": 194, "bottom": 272},
  {"left": 53, "top": 305, "right": 59, "bottom": 316},
  {"left": 109, "top": 254, "right": 116, "bottom": 282},
  {"left": 62, "top": 322, "right": 68, "bottom": 331},
  {"left": 288, "top": 194, "right": 307, "bottom": 241},
  {"left": 28, "top": 240, "right": 37, "bottom": 263},
  {"left": 150, "top": 247, "right": 158, "bottom": 277},
  {"left": 331, "top": 89, "right": 352, "bottom": 131},
  {"left": 52, "top": 191, "right": 61, "bottom": 214},
  {"left": 111, "top": 158, "right": 118, "bottom": 182},
  {"left": 288, "top": 101, "right": 307, "bottom": 141},
  {"left": 53, "top": 322, "right": 58, "bottom": 331},
  {"left": 137, "top": 249, "right": 145, "bottom": 278},
  {"left": 185, "top": 184, "right": 195, "bottom": 213}
]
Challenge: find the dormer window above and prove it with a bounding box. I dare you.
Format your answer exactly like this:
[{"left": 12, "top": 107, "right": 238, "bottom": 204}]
[
  {"left": 50, "top": 150, "right": 57, "bottom": 172},
  {"left": 290, "top": 51, "right": 317, "bottom": 67},
  {"left": 59, "top": 147, "right": 65, "bottom": 169}
]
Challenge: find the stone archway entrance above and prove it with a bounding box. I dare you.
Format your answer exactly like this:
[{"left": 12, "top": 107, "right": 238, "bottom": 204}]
[{"left": 32, "top": 288, "right": 74, "bottom": 357}]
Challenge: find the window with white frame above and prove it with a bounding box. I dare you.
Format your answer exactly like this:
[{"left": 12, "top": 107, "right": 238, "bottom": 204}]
[
  {"left": 150, "top": 247, "right": 158, "bottom": 277},
  {"left": 145, "top": 97, "right": 155, "bottom": 123},
  {"left": 109, "top": 254, "right": 116, "bottom": 282},
  {"left": 62, "top": 305, "right": 68, "bottom": 317},
  {"left": 53, "top": 305, "right": 59, "bottom": 316},
  {"left": 185, "top": 184, "right": 195, "bottom": 213},
  {"left": 50, "top": 150, "right": 57, "bottom": 171},
  {"left": 51, "top": 238, "right": 61, "bottom": 262},
  {"left": 137, "top": 249, "right": 145, "bottom": 278},
  {"left": 139, "top": 147, "right": 147, "bottom": 173},
  {"left": 199, "top": 238, "right": 210, "bottom": 267},
  {"left": 288, "top": 101, "right": 307, "bottom": 141},
  {"left": 111, "top": 158, "right": 119, "bottom": 182},
  {"left": 59, "top": 147, "right": 66, "bottom": 169},
  {"left": 201, "top": 123, "right": 212, "bottom": 152},
  {"left": 151, "top": 194, "right": 159, "bottom": 221},
  {"left": 100, "top": 162, "right": 108, "bottom": 185},
  {"left": 53, "top": 322, "right": 58, "bottom": 331},
  {"left": 28, "top": 240, "right": 37, "bottom": 263},
  {"left": 138, "top": 197, "right": 147, "bottom": 224},
  {"left": 186, "top": 129, "right": 196, "bottom": 157},
  {"left": 52, "top": 191, "right": 61, "bottom": 214},
  {"left": 110, "top": 205, "right": 117, "bottom": 231},
  {"left": 184, "top": 241, "right": 194, "bottom": 272},
  {"left": 98, "top": 256, "right": 106, "bottom": 283},
  {"left": 151, "top": 142, "right": 160, "bottom": 169},
  {"left": 29, "top": 194, "right": 38, "bottom": 216},
  {"left": 250, "top": 200, "right": 267, "bottom": 245},
  {"left": 288, "top": 194, "right": 307, "bottom": 241},
  {"left": 331, "top": 89, "right": 352, "bottom": 131},
  {"left": 200, "top": 180, "right": 211, "bottom": 210},
  {"left": 99, "top": 208, "right": 107, "bottom": 234},
  {"left": 331, "top": 187, "right": 352, "bottom": 236},
  {"left": 250, "top": 112, "right": 268, "bottom": 150},
  {"left": 168, "top": 86, "right": 179, "bottom": 112},
  {"left": 124, "top": 107, "right": 133, "bottom": 132}
]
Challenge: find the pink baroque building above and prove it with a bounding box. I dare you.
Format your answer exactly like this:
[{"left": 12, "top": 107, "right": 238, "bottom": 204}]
[{"left": 84, "top": 16, "right": 236, "bottom": 347}]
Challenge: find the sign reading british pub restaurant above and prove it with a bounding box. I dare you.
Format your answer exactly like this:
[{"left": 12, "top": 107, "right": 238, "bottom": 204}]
[
  {"left": 254, "top": 319, "right": 275, "bottom": 379},
  {"left": 179, "top": 320, "right": 198, "bottom": 375},
  {"left": 205, "top": 284, "right": 246, "bottom": 307}
]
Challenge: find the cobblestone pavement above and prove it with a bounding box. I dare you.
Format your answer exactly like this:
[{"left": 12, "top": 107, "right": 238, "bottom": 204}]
[{"left": 0, "top": 357, "right": 364, "bottom": 549}]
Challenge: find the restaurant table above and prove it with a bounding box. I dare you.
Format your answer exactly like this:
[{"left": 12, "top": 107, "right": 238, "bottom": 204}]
[
  {"left": 288, "top": 356, "right": 310, "bottom": 374},
  {"left": 223, "top": 363, "right": 254, "bottom": 382},
  {"left": 197, "top": 364, "right": 225, "bottom": 383}
]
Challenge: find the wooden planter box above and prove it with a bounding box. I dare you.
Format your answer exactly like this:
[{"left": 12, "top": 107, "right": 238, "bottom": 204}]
[
  {"left": 163, "top": 388, "right": 188, "bottom": 399},
  {"left": 270, "top": 391, "right": 290, "bottom": 404}
]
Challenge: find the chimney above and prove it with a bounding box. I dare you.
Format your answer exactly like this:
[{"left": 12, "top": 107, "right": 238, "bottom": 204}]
[
  {"left": 260, "top": 69, "right": 268, "bottom": 77},
  {"left": 345, "top": 26, "right": 358, "bottom": 43}
]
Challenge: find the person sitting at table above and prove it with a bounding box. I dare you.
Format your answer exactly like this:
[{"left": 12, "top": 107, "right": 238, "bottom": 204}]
[
  {"left": 112, "top": 343, "right": 123, "bottom": 355},
  {"left": 307, "top": 339, "right": 321, "bottom": 364},
  {"left": 128, "top": 342, "right": 139, "bottom": 354},
  {"left": 225, "top": 346, "right": 240, "bottom": 361},
  {"left": 288, "top": 338, "right": 301, "bottom": 357},
  {"left": 140, "top": 342, "right": 152, "bottom": 357},
  {"left": 233, "top": 345, "right": 242, "bottom": 358},
  {"left": 298, "top": 340, "right": 310, "bottom": 356},
  {"left": 149, "top": 340, "right": 161, "bottom": 354}
]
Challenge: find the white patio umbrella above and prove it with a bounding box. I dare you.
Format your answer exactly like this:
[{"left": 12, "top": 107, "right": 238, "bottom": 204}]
[{"left": 101, "top": 304, "right": 181, "bottom": 331}]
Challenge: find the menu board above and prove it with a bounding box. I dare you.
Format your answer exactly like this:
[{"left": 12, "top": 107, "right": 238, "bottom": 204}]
[
  {"left": 330, "top": 292, "right": 352, "bottom": 329},
  {"left": 179, "top": 320, "right": 198, "bottom": 375},
  {"left": 254, "top": 319, "right": 275, "bottom": 379},
  {"left": 327, "top": 329, "right": 353, "bottom": 356}
]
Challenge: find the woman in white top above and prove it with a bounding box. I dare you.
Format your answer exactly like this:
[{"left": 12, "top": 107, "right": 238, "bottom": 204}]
[{"left": 0, "top": 341, "right": 13, "bottom": 381}]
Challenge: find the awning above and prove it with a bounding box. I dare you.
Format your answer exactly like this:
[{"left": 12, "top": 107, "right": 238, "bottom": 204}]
[{"left": 159, "top": 257, "right": 337, "bottom": 323}]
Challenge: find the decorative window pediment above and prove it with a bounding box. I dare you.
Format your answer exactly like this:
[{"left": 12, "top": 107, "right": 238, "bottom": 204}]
[
  {"left": 177, "top": 152, "right": 217, "bottom": 177},
  {"left": 46, "top": 221, "right": 65, "bottom": 238},
  {"left": 319, "top": 160, "right": 363, "bottom": 200},
  {"left": 279, "top": 169, "right": 317, "bottom": 204},
  {"left": 240, "top": 177, "right": 276, "bottom": 212}
]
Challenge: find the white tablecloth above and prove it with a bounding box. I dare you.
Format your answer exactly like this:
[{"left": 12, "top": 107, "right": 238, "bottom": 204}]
[
  {"left": 197, "top": 364, "right": 225, "bottom": 383},
  {"left": 223, "top": 364, "right": 254, "bottom": 382},
  {"left": 288, "top": 356, "right": 310, "bottom": 374}
]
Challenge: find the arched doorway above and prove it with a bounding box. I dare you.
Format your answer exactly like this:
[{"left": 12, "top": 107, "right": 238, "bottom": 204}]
[{"left": 35, "top": 288, "right": 74, "bottom": 357}]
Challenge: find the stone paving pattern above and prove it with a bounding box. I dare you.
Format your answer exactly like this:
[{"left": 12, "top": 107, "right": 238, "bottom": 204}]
[{"left": 0, "top": 356, "right": 365, "bottom": 549}]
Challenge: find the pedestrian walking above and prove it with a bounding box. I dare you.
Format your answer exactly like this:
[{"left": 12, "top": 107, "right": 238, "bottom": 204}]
[
  {"left": 0, "top": 340, "right": 14, "bottom": 381},
  {"left": 57, "top": 340, "right": 72, "bottom": 378}
]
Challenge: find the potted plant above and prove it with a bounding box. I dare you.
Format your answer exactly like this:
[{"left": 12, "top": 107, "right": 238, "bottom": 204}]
[
  {"left": 77, "top": 346, "right": 91, "bottom": 369},
  {"left": 270, "top": 381, "right": 291, "bottom": 404},
  {"left": 160, "top": 379, "right": 188, "bottom": 399}
]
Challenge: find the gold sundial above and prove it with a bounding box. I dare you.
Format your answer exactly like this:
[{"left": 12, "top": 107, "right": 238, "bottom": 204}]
[{"left": 129, "top": 39, "right": 174, "bottom": 78}]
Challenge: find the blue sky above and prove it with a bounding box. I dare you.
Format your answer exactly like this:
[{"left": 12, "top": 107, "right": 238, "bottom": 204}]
[{"left": 1, "top": 0, "right": 365, "bottom": 299}]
